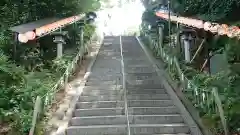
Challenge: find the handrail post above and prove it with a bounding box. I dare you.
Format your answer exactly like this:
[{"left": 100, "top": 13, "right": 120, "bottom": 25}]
[
  {"left": 212, "top": 87, "right": 228, "bottom": 135},
  {"left": 29, "top": 96, "right": 41, "bottom": 135}
]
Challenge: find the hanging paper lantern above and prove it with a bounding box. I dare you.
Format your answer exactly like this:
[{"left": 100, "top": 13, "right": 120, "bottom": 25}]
[
  {"left": 18, "top": 33, "right": 28, "bottom": 43},
  {"left": 204, "top": 22, "right": 211, "bottom": 31},
  {"left": 171, "top": 16, "right": 178, "bottom": 22},
  {"left": 220, "top": 24, "right": 228, "bottom": 36},
  {"left": 229, "top": 26, "right": 239, "bottom": 37},
  {"left": 192, "top": 19, "right": 204, "bottom": 29},
  {"left": 209, "top": 23, "right": 220, "bottom": 33},
  {"left": 227, "top": 26, "right": 236, "bottom": 38},
  {"left": 25, "top": 31, "right": 36, "bottom": 40}
]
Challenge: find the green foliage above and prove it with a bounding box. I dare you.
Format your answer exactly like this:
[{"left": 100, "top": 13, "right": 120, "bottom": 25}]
[
  {"left": 0, "top": 0, "right": 101, "bottom": 134},
  {"left": 169, "top": 0, "right": 240, "bottom": 23}
]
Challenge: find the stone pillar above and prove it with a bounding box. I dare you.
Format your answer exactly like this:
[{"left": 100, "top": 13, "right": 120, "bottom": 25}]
[
  {"left": 176, "top": 23, "right": 181, "bottom": 56},
  {"left": 79, "top": 26, "right": 84, "bottom": 47},
  {"left": 158, "top": 25, "right": 164, "bottom": 48},
  {"left": 57, "top": 42, "right": 63, "bottom": 58},
  {"left": 182, "top": 34, "right": 193, "bottom": 62},
  {"left": 52, "top": 31, "right": 68, "bottom": 58}
]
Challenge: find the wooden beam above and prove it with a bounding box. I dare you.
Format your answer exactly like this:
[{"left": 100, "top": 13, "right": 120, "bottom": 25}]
[{"left": 190, "top": 38, "right": 206, "bottom": 63}]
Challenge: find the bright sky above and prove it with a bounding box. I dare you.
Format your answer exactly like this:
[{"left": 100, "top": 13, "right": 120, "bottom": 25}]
[{"left": 96, "top": 0, "right": 145, "bottom": 36}]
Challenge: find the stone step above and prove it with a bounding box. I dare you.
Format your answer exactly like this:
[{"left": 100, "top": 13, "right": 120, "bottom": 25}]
[
  {"left": 127, "top": 89, "right": 167, "bottom": 94},
  {"left": 81, "top": 89, "right": 166, "bottom": 96},
  {"left": 125, "top": 71, "right": 156, "bottom": 74},
  {"left": 124, "top": 59, "right": 153, "bottom": 65},
  {"left": 128, "top": 107, "right": 179, "bottom": 115},
  {"left": 130, "top": 124, "right": 190, "bottom": 134},
  {"left": 87, "top": 77, "right": 123, "bottom": 82},
  {"left": 122, "top": 57, "right": 148, "bottom": 61},
  {"left": 125, "top": 64, "right": 154, "bottom": 68},
  {"left": 74, "top": 108, "right": 125, "bottom": 117},
  {"left": 81, "top": 90, "right": 123, "bottom": 96},
  {"left": 70, "top": 114, "right": 183, "bottom": 126},
  {"left": 93, "top": 62, "right": 121, "bottom": 67},
  {"left": 128, "top": 100, "right": 174, "bottom": 107},
  {"left": 96, "top": 56, "right": 122, "bottom": 60},
  {"left": 83, "top": 86, "right": 123, "bottom": 91},
  {"left": 125, "top": 73, "right": 159, "bottom": 79},
  {"left": 98, "top": 52, "right": 121, "bottom": 56},
  {"left": 127, "top": 94, "right": 170, "bottom": 100},
  {"left": 76, "top": 101, "right": 124, "bottom": 109},
  {"left": 85, "top": 81, "right": 119, "bottom": 86},
  {"left": 90, "top": 67, "right": 121, "bottom": 72},
  {"left": 78, "top": 94, "right": 170, "bottom": 101},
  {"left": 78, "top": 95, "right": 124, "bottom": 102},
  {"left": 126, "top": 80, "right": 161, "bottom": 85},
  {"left": 129, "top": 114, "right": 184, "bottom": 124},
  {"left": 90, "top": 71, "right": 122, "bottom": 75},
  {"left": 87, "top": 74, "right": 122, "bottom": 81},
  {"left": 87, "top": 74, "right": 121, "bottom": 79},
  {"left": 123, "top": 54, "right": 147, "bottom": 58},
  {"left": 70, "top": 115, "right": 127, "bottom": 126},
  {"left": 126, "top": 84, "right": 164, "bottom": 89},
  {"left": 67, "top": 125, "right": 127, "bottom": 135}
]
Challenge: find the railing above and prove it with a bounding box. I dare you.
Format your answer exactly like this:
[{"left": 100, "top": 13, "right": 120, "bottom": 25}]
[
  {"left": 28, "top": 35, "right": 93, "bottom": 135},
  {"left": 144, "top": 31, "right": 228, "bottom": 135}
]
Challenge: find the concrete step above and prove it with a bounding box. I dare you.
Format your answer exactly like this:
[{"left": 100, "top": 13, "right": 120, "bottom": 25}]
[
  {"left": 81, "top": 89, "right": 166, "bottom": 96},
  {"left": 128, "top": 107, "right": 179, "bottom": 115},
  {"left": 126, "top": 80, "right": 161, "bottom": 85},
  {"left": 125, "top": 67, "right": 156, "bottom": 73},
  {"left": 129, "top": 114, "right": 184, "bottom": 124},
  {"left": 128, "top": 100, "right": 174, "bottom": 107},
  {"left": 93, "top": 62, "right": 121, "bottom": 67},
  {"left": 70, "top": 114, "right": 183, "bottom": 127},
  {"left": 87, "top": 77, "right": 123, "bottom": 82},
  {"left": 124, "top": 60, "right": 153, "bottom": 66},
  {"left": 90, "top": 68, "right": 121, "bottom": 73},
  {"left": 122, "top": 57, "right": 149, "bottom": 61},
  {"left": 67, "top": 125, "right": 127, "bottom": 135},
  {"left": 96, "top": 56, "right": 122, "bottom": 60},
  {"left": 70, "top": 115, "right": 127, "bottom": 126},
  {"left": 130, "top": 124, "right": 190, "bottom": 134},
  {"left": 125, "top": 64, "right": 155, "bottom": 68},
  {"left": 126, "top": 84, "right": 164, "bottom": 89},
  {"left": 76, "top": 101, "right": 124, "bottom": 109},
  {"left": 83, "top": 86, "right": 123, "bottom": 91},
  {"left": 127, "top": 89, "right": 167, "bottom": 94},
  {"left": 78, "top": 95, "right": 124, "bottom": 102},
  {"left": 74, "top": 108, "right": 125, "bottom": 117},
  {"left": 127, "top": 94, "right": 170, "bottom": 100},
  {"left": 85, "top": 81, "right": 119, "bottom": 86},
  {"left": 125, "top": 73, "right": 159, "bottom": 79},
  {"left": 87, "top": 74, "right": 122, "bottom": 81},
  {"left": 98, "top": 52, "right": 121, "bottom": 57},
  {"left": 81, "top": 89, "right": 123, "bottom": 96},
  {"left": 87, "top": 74, "right": 121, "bottom": 80}
]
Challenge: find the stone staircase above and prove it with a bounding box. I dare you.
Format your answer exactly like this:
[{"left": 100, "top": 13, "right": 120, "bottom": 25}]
[{"left": 66, "top": 36, "right": 201, "bottom": 135}]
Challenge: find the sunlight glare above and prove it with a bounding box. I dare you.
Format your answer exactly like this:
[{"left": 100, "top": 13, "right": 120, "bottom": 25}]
[{"left": 102, "top": 0, "right": 145, "bottom": 36}]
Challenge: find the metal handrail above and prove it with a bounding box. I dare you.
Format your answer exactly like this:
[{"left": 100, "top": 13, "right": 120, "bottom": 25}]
[{"left": 119, "top": 36, "right": 131, "bottom": 135}]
